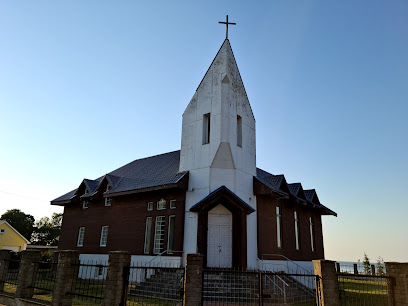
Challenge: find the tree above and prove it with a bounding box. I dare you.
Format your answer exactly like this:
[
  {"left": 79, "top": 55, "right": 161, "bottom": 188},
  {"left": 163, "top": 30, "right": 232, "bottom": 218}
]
[
  {"left": 31, "top": 213, "right": 62, "bottom": 246},
  {"left": 1, "top": 209, "right": 35, "bottom": 241},
  {"left": 363, "top": 253, "right": 371, "bottom": 275},
  {"left": 377, "top": 257, "right": 385, "bottom": 276}
]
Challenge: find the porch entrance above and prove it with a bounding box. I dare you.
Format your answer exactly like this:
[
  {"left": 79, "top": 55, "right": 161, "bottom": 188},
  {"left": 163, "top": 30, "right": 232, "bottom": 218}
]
[{"left": 207, "top": 205, "right": 232, "bottom": 268}]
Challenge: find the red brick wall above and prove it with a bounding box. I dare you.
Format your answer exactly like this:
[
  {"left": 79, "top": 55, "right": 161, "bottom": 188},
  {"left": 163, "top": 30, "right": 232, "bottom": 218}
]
[
  {"left": 58, "top": 189, "right": 185, "bottom": 255},
  {"left": 257, "top": 196, "right": 325, "bottom": 261}
]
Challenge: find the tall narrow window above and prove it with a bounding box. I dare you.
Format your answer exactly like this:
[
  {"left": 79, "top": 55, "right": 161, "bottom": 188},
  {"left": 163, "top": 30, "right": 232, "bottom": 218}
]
[
  {"left": 77, "top": 227, "right": 85, "bottom": 247},
  {"left": 153, "top": 216, "right": 165, "bottom": 254},
  {"left": 144, "top": 217, "right": 152, "bottom": 254},
  {"left": 237, "top": 115, "right": 242, "bottom": 147},
  {"left": 105, "top": 185, "right": 112, "bottom": 206},
  {"left": 309, "top": 216, "right": 315, "bottom": 252},
  {"left": 100, "top": 226, "right": 109, "bottom": 247},
  {"left": 276, "top": 205, "right": 282, "bottom": 248},
  {"left": 167, "top": 216, "right": 175, "bottom": 253},
  {"left": 202, "top": 113, "right": 210, "bottom": 144},
  {"left": 294, "top": 210, "right": 300, "bottom": 250}
]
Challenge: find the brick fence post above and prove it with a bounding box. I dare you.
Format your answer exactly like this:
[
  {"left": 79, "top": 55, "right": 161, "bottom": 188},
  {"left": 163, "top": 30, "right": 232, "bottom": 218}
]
[
  {"left": 313, "top": 260, "right": 341, "bottom": 306},
  {"left": 52, "top": 250, "right": 79, "bottom": 306},
  {"left": 385, "top": 262, "right": 408, "bottom": 306},
  {"left": 103, "top": 251, "right": 131, "bottom": 306},
  {"left": 0, "top": 250, "right": 11, "bottom": 292},
  {"left": 183, "top": 254, "right": 204, "bottom": 306},
  {"left": 15, "top": 250, "right": 42, "bottom": 299}
]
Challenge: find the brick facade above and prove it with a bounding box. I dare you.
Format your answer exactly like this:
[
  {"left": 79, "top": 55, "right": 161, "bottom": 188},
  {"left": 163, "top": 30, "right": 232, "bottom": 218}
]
[
  {"left": 257, "top": 195, "right": 325, "bottom": 261},
  {"left": 59, "top": 188, "right": 186, "bottom": 255}
]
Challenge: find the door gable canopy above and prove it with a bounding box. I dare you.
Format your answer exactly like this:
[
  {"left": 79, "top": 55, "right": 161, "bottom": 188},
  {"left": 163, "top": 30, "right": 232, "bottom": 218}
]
[{"left": 190, "top": 186, "right": 255, "bottom": 214}]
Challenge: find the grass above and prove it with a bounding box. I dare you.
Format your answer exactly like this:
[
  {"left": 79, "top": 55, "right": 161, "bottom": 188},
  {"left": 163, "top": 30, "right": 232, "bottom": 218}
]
[{"left": 338, "top": 275, "right": 389, "bottom": 306}]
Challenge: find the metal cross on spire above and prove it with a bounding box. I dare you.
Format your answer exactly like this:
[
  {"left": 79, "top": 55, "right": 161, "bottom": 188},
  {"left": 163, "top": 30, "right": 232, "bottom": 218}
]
[{"left": 219, "top": 15, "right": 236, "bottom": 39}]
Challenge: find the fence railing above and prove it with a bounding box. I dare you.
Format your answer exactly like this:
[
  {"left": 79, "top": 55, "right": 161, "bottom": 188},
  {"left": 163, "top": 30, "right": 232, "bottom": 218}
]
[
  {"left": 67, "top": 260, "right": 108, "bottom": 305},
  {"left": 202, "top": 267, "right": 320, "bottom": 305},
  {"left": 0, "top": 258, "right": 21, "bottom": 296},
  {"left": 125, "top": 263, "right": 185, "bottom": 306},
  {"left": 338, "top": 273, "right": 391, "bottom": 306},
  {"left": 29, "top": 260, "right": 58, "bottom": 303}
]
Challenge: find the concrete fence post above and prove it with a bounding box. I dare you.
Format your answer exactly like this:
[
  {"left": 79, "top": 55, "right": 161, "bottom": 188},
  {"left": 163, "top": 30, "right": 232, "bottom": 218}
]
[
  {"left": 371, "top": 264, "right": 376, "bottom": 276},
  {"left": 313, "top": 260, "right": 341, "bottom": 306},
  {"left": 15, "top": 250, "right": 42, "bottom": 299},
  {"left": 353, "top": 263, "right": 358, "bottom": 275},
  {"left": 336, "top": 262, "right": 340, "bottom": 273},
  {"left": 103, "top": 251, "right": 131, "bottom": 306},
  {"left": 52, "top": 250, "right": 79, "bottom": 306},
  {"left": 0, "top": 250, "right": 11, "bottom": 292},
  {"left": 183, "top": 254, "right": 204, "bottom": 306},
  {"left": 385, "top": 262, "right": 408, "bottom": 306}
]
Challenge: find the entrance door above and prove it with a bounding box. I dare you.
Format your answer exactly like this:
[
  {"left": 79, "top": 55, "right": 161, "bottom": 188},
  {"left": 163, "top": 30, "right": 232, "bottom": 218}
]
[{"left": 207, "top": 205, "right": 232, "bottom": 268}]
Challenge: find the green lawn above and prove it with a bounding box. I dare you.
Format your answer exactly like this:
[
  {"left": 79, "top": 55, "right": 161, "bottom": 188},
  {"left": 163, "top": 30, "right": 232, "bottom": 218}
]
[{"left": 338, "top": 276, "right": 389, "bottom": 306}]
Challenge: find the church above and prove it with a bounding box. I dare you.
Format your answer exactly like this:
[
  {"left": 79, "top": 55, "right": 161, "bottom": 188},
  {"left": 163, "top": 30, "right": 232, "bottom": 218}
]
[{"left": 51, "top": 29, "right": 336, "bottom": 270}]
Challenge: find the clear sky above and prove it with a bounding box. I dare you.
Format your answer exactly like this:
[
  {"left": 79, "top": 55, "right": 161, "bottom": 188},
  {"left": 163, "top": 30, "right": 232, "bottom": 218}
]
[{"left": 0, "top": 1, "right": 407, "bottom": 262}]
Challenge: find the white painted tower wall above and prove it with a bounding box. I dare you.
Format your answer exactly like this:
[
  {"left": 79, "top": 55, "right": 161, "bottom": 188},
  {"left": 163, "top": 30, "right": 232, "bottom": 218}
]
[{"left": 179, "top": 40, "right": 258, "bottom": 268}]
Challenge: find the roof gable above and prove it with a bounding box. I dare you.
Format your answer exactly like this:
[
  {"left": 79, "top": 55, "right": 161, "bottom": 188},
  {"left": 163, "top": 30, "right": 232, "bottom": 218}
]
[
  {"left": 51, "top": 151, "right": 187, "bottom": 205},
  {"left": 0, "top": 220, "right": 30, "bottom": 243},
  {"left": 190, "top": 186, "right": 254, "bottom": 214}
]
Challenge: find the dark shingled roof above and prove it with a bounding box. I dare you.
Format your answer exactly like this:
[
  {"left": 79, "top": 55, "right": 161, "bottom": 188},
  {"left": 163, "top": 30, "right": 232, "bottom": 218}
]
[
  {"left": 51, "top": 150, "right": 336, "bottom": 216},
  {"left": 51, "top": 151, "right": 187, "bottom": 204}
]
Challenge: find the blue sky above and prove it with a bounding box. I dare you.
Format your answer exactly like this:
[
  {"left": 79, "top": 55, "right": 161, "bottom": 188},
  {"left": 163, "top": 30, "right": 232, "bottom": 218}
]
[{"left": 0, "top": 1, "right": 407, "bottom": 262}]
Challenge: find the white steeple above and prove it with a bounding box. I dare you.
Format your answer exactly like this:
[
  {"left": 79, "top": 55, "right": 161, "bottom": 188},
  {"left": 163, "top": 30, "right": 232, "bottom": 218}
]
[
  {"left": 180, "top": 39, "right": 256, "bottom": 191},
  {"left": 181, "top": 39, "right": 258, "bottom": 267}
]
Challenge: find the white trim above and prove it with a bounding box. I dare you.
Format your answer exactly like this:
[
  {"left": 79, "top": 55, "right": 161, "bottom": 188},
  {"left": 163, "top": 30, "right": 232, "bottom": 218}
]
[
  {"left": 0, "top": 220, "right": 30, "bottom": 243},
  {"left": 105, "top": 185, "right": 112, "bottom": 206},
  {"left": 144, "top": 217, "right": 152, "bottom": 254},
  {"left": 170, "top": 200, "right": 176, "bottom": 209},
  {"left": 167, "top": 215, "right": 175, "bottom": 253},
  {"left": 309, "top": 216, "right": 315, "bottom": 252},
  {"left": 153, "top": 216, "right": 165, "bottom": 254},
  {"left": 157, "top": 199, "right": 166, "bottom": 210},
  {"left": 294, "top": 210, "right": 300, "bottom": 251},
  {"left": 147, "top": 202, "right": 153, "bottom": 211},
  {"left": 99, "top": 226, "right": 109, "bottom": 247},
  {"left": 276, "top": 206, "right": 282, "bottom": 248},
  {"left": 77, "top": 227, "right": 85, "bottom": 247}
]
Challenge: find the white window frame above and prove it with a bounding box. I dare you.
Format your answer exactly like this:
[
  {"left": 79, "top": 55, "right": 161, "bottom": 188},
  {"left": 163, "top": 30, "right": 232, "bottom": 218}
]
[
  {"left": 202, "top": 113, "right": 210, "bottom": 144},
  {"left": 105, "top": 185, "right": 112, "bottom": 206},
  {"left": 77, "top": 227, "right": 85, "bottom": 247},
  {"left": 153, "top": 216, "right": 165, "bottom": 254},
  {"left": 144, "top": 217, "right": 152, "bottom": 254},
  {"left": 294, "top": 210, "right": 300, "bottom": 251},
  {"left": 276, "top": 205, "right": 282, "bottom": 249},
  {"left": 167, "top": 215, "right": 176, "bottom": 253},
  {"left": 157, "top": 198, "right": 166, "bottom": 210},
  {"left": 147, "top": 202, "right": 154, "bottom": 211},
  {"left": 100, "top": 226, "right": 109, "bottom": 247},
  {"left": 310, "top": 216, "right": 315, "bottom": 252},
  {"left": 170, "top": 200, "right": 176, "bottom": 209},
  {"left": 1, "top": 229, "right": 5, "bottom": 234},
  {"left": 82, "top": 201, "right": 89, "bottom": 209}
]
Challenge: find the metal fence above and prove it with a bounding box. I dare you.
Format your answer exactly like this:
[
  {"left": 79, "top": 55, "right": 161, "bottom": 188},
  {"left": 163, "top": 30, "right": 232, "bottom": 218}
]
[
  {"left": 336, "top": 262, "right": 386, "bottom": 276},
  {"left": 29, "top": 260, "right": 58, "bottom": 304},
  {"left": 338, "top": 273, "right": 391, "bottom": 306},
  {"left": 202, "top": 268, "right": 320, "bottom": 305},
  {"left": 0, "top": 258, "right": 21, "bottom": 296},
  {"left": 68, "top": 260, "right": 108, "bottom": 305},
  {"left": 125, "top": 263, "right": 185, "bottom": 306}
]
